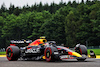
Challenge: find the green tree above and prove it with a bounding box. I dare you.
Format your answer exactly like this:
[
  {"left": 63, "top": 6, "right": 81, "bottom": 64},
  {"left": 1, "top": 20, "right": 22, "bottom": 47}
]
[
  {"left": 0, "top": 3, "right": 6, "bottom": 12},
  {"left": 27, "top": 11, "right": 51, "bottom": 40},
  {"left": 2, "top": 14, "right": 18, "bottom": 47},
  {"left": 65, "top": 10, "right": 79, "bottom": 47},
  {"left": 0, "top": 16, "right": 4, "bottom": 48},
  {"left": 43, "top": 3, "right": 49, "bottom": 11},
  {"left": 38, "top": 2, "right": 43, "bottom": 12},
  {"left": 13, "top": 7, "right": 21, "bottom": 16},
  {"left": 9, "top": 4, "right": 15, "bottom": 14},
  {"left": 72, "top": 1, "right": 78, "bottom": 8},
  {"left": 40, "top": 10, "right": 66, "bottom": 44}
]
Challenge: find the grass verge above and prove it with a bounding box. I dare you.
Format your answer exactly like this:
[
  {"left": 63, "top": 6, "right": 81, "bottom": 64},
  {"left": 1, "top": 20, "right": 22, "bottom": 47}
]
[
  {"left": 87, "top": 49, "right": 100, "bottom": 55},
  {"left": 0, "top": 52, "right": 6, "bottom": 55}
]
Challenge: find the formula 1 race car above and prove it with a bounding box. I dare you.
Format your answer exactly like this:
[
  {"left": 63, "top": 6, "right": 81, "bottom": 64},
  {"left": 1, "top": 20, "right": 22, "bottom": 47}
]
[{"left": 6, "top": 37, "right": 96, "bottom": 62}]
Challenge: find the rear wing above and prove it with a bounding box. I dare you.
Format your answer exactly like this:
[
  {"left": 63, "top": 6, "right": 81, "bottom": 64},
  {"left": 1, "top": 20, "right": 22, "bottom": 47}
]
[{"left": 10, "top": 40, "right": 32, "bottom": 47}]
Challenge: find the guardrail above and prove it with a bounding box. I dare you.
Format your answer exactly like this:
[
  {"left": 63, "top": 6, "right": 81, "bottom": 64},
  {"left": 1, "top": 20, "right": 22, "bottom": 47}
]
[
  {"left": 0, "top": 48, "right": 5, "bottom": 52},
  {"left": 87, "top": 46, "right": 100, "bottom": 49}
]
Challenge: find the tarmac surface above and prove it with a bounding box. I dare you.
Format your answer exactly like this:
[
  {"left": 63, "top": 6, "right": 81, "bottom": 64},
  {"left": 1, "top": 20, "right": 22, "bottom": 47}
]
[{"left": 0, "top": 57, "right": 100, "bottom": 67}]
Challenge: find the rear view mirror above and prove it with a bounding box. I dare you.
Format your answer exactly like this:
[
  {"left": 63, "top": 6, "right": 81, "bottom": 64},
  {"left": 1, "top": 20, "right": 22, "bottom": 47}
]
[{"left": 90, "top": 50, "right": 96, "bottom": 58}]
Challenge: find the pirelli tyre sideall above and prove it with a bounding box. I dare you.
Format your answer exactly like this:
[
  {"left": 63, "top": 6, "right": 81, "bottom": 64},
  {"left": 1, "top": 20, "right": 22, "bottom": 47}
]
[
  {"left": 79, "top": 45, "right": 87, "bottom": 55},
  {"left": 75, "top": 45, "right": 87, "bottom": 61},
  {"left": 6, "top": 46, "right": 20, "bottom": 61},
  {"left": 75, "top": 45, "right": 87, "bottom": 55},
  {"left": 44, "top": 47, "right": 60, "bottom": 62}
]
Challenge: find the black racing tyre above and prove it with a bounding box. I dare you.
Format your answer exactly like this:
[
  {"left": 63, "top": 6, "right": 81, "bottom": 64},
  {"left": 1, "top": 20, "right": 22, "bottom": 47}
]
[
  {"left": 44, "top": 47, "right": 60, "bottom": 62},
  {"left": 6, "top": 46, "right": 20, "bottom": 61},
  {"left": 79, "top": 45, "right": 87, "bottom": 55},
  {"left": 75, "top": 45, "right": 87, "bottom": 61},
  {"left": 75, "top": 45, "right": 87, "bottom": 55}
]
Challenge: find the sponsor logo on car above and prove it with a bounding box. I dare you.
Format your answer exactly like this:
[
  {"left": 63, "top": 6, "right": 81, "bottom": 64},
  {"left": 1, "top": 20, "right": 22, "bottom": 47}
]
[{"left": 25, "top": 48, "right": 40, "bottom": 53}]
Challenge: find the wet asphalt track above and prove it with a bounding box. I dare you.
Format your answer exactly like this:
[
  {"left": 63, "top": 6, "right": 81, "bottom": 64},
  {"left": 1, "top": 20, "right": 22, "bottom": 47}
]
[{"left": 0, "top": 57, "right": 100, "bottom": 67}]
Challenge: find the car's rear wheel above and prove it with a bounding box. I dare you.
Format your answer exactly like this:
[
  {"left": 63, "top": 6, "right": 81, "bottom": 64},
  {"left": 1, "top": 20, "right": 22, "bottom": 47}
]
[
  {"left": 44, "top": 47, "right": 60, "bottom": 62},
  {"left": 6, "top": 46, "right": 20, "bottom": 61}
]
